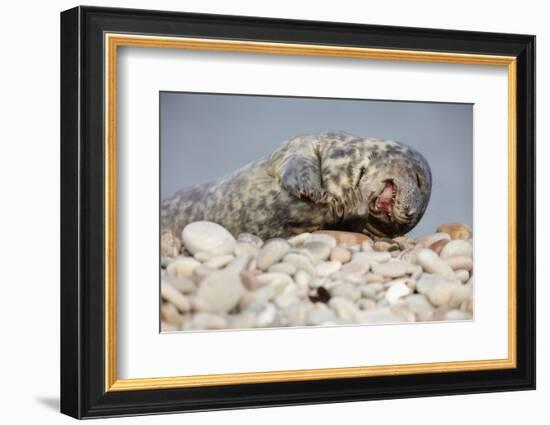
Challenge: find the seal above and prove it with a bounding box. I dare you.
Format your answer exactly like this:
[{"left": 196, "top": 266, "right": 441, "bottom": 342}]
[{"left": 161, "top": 131, "right": 432, "bottom": 246}]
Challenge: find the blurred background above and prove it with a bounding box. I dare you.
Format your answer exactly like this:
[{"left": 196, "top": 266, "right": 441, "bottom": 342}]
[{"left": 160, "top": 92, "right": 473, "bottom": 237}]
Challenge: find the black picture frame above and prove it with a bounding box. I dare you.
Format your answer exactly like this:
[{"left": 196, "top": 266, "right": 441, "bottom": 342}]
[{"left": 60, "top": 5, "right": 535, "bottom": 419}]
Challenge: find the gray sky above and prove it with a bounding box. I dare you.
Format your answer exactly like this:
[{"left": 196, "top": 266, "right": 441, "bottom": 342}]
[{"left": 160, "top": 92, "right": 472, "bottom": 237}]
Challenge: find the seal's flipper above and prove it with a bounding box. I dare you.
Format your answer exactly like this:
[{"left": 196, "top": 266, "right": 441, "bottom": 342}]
[{"left": 267, "top": 134, "right": 332, "bottom": 204}]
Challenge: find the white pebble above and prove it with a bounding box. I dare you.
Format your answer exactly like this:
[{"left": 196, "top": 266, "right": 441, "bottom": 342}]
[
  {"left": 294, "top": 270, "right": 311, "bottom": 287},
  {"left": 268, "top": 262, "right": 297, "bottom": 275},
  {"left": 444, "top": 256, "right": 473, "bottom": 271},
  {"left": 204, "top": 254, "right": 235, "bottom": 268},
  {"left": 166, "top": 257, "right": 201, "bottom": 278},
  {"left": 181, "top": 221, "right": 236, "bottom": 256},
  {"left": 283, "top": 252, "right": 316, "bottom": 274},
  {"left": 160, "top": 281, "right": 191, "bottom": 312},
  {"left": 416, "top": 248, "right": 455, "bottom": 279},
  {"left": 315, "top": 261, "right": 342, "bottom": 276},
  {"left": 288, "top": 232, "right": 312, "bottom": 246},
  {"left": 256, "top": 303, "right": 277, "bottom": 327},
  {"left": 329, "top": 296, "right": 360, "bottom": 321},
  {"left": 308, "top": 234, "right": 337, "bottom": 248},
  {"left": 303, "top": 240, "right": 332, "bottom": 261},
  {"left": 234, "top": 242, "right": 260, "bottom": 257},
  {"left": 427, "top": 281, "right": 460, "bottom": 306},
  {"left": 196, "top": 270, "right": 246, "bottom": 313},
  {"left": 372, "top": 260, "right": 408, "bottom": 278},
  {"left": 440, "top": 240, "right": 473, "bottom": 259},
  {"left": 257, "top": 239, "right": 291, "bottom": 270},
  {"left": 352, "top": 251, "right": 391, "bottom": 264},
  {"left": 385, "top": 281, "right": 412, "bottom": 305}
]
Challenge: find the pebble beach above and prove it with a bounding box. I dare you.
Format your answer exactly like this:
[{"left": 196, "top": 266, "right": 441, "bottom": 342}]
[{"left": 160, "top": 222, "right": 474, "bottom": 332}]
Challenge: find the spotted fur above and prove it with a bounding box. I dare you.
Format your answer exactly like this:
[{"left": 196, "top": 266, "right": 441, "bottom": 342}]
[{"left": 161, "top": 131, "right": 431, "bottom": 243}]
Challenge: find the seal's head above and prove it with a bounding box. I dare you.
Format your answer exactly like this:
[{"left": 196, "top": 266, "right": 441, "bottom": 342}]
[{"left": 339, "top": 142, "right": 432, "bottom": 238}]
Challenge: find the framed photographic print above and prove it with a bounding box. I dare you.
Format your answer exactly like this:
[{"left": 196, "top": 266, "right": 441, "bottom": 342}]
[{"left": 60, "top": 6, "right": 536, "bottom": 419}]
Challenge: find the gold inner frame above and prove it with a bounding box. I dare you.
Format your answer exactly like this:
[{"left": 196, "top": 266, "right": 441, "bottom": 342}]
[{"left": 104, "top": 33, "right": 517, "bottom": 392}]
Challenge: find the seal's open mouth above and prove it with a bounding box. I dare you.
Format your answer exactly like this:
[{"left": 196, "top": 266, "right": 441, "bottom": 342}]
[{"left": 375, "top": 181, "right": 397, "bottom": 214}]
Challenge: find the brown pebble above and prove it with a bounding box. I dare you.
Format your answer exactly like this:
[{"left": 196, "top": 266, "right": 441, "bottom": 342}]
[
  {"left": 436, "top": 222, "right": 472, "bottom": 240},
  {"left": 429, "top": 238, "right": 449, "bottom": 254},
  {"left": 313, "top": 230, "right": 371, "bottom": 247}
]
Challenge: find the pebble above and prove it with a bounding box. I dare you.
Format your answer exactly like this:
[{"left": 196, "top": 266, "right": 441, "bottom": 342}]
[
  {"left": 227, "top": 311, "right": 257, "bottom": 329},
  {"left": 455, "top": 269, "right": 470, "bottom": 283},
  {"left": 360, "top": 283, "right": 383, "bottom": 299},
  {"left": 416, "top": 273, "right": 446, "bottom": 295},
  {"left": 436, "top": 223, "right": 472, "bottom": 240},
  {"left": 161, "top": 302, "right": 183, "bottom": 324},
  {"left": 302, "top": 240, "right": 333, "bottom": 261},
  {"left": 444, "top": 256, "right": 473, "bottom": 271},
  {"left": 189, "top": 313, "right": 228, "bottom": 330},
  {"left": 330, "top": 282, "right": 362, "bottom": 301},
  {"left": 166, "top": 257, "right": 201, "bottom": 278},
  {"left": 352, "top": 251, "right": 392, "bottom": 264},
  {"left": 294, "top": 270, "right": 311, "bottom": 288},
  {"left": 160, "top": 281, "right": 191, "bottom": 312},
  {"left": 307, "top": 305, "right": 337, "bottom": 325},
  {"left": 161, "top": 256, "right": 174, "bottom": 268},
  {"left": 315, "top": 261, "right": 342, "bottom": 276},
  {"left": 256, "top": 272, "right": 294, "bottom": 293},
  {"left": 268, "top": 262, "right": 297, "bottom": 275},
  {"left": 329, "top": 296, "right": 360, "bottom": 321},
  {"left": 204, "top": 254, "right": 235, "bottom": 269},
  {"left": 385, "top": 281, "right": 412, "bottom": 305},
  {"left": 237, "top": 232, "right": 263, "bottom": 247},
  {"left": 165, "top": 276, "right": 196, "bottom": 294},
  {"left": 196, "top": 269, "right": 246, "bottom": 313},
  {"left": 428, "top": 238, "right": 449, "bottom": 255},
  {"left": 361, "top": 240, "right": 374, "bottom": 252},
  {"left": 181, "top": 221, "right": 236, "bottom": 256},
  {"left": 416, "top": 248, "right": 456, "bottom": 279},
  {"left": 288, "top": 232, "right": 312, "bottom": 246},
  {"left": 313, "top": 230, "right": 369, "bottom": 247},
  {"left": 239, "top": 270, "right": 259, "bottom": 290},
  {"left": 193, "top": 251, "right": 213, "bottom": 262},
  {"left": 341, "top": 260, "right": 370, "bottom": 274},
  {"left": 330, "top": 246, "right": 352, "bottom": 263},
  {"left": 427, "top": 281, "right": 460, "bottom": 306},
  {"left": 357, "top": 298, "right": 377, "bottom": 310},
  {"left": 274, "top": 293, "right": 301, "bottom": 309},
  {"left": 191, "top": 265, "right": 216, "bottom": 283},
  {"left": 449, "top": 283, "right": 473, "bottom": 309},
  {"left": 355, "top": 308, "right": 411, "bottom": 324},
  {"left": 308, "top": 233, "right": 337, "bottom": 249},
  {"left": 404, "top": 294, "right": 434, "bottom": 321},
  {"left": 364, "top": 273, "right": 385, "bottom": 283},
  {"left": 445, "top": 309, "right": 472, "bottom": 320},
  {"left": 416, "top": 232, "right": 450, "bottom": 248},
  {"left": 234, "top": 242, "right": 260, "bottom": 257},
  {"left": 284, "top": 304, "right": 311, "bottom": 326},
  {"left": 332, "top": 271, "right": 364, "bottom": 284},
  {"left": 283, "top": 252, "right": 316, "bottom": 274},
  {"left": 257, "top": 239, "right": 291, "bottom": 270},
  {"left": 372, "top": 260, "right": 408, "bottom": 278},
  {"left": 256, "top": 303, "right": 277, "bottom": 327},
  {"left": 161, "top": 322, "right": 179, "bottom": 332},
  {"left": 160, "top": 221, "right": 474, "bottom": 331},
  {"left": 440, "top": 240, "right": 473, "bottom": 259}
]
